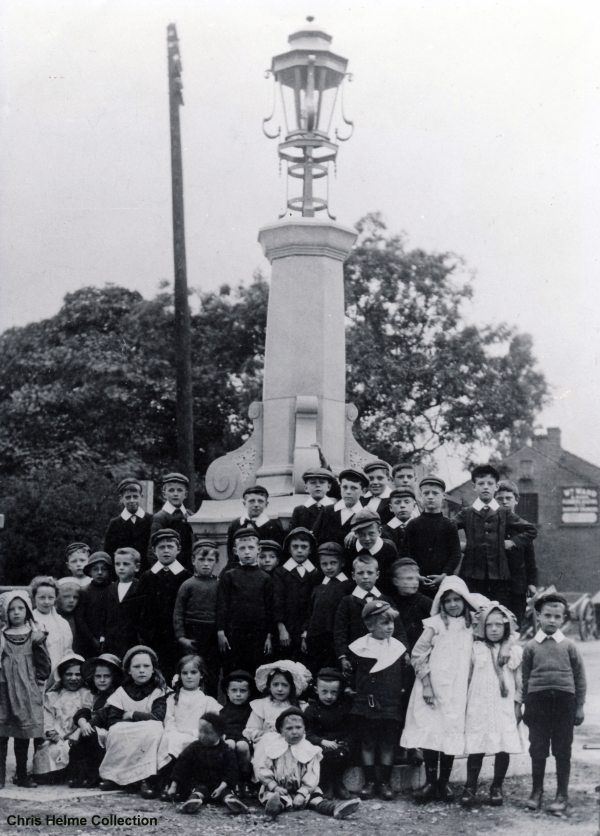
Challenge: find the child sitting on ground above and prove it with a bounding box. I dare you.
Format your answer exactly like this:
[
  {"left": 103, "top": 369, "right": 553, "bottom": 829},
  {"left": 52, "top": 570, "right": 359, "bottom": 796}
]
[
  {"left": 220, "top": 670, "right": 254, "bottom": 798},
  {"left": 304, "top": 668, "right": 352, "bottom": 800},
  {"left": 520, "top": 592, "right": 586, "bottom": 813},
  {"left": 401, "top": 577, "right": 484, "bottom": 803},
  {"left": 349, "top": 601, "right": 407, "bottom": 801},
  {"left": 255, "top": 706, "right": 360, "bottom": 820},
  {"left": 32, "top": 653, "right": 93, "bottom": 782},
  {"left": 99, "top": 645, "right": 168, "bottom": 798},
  {"left": 164, "top": 712, "right": 248, "bottom": 815},
  {"left": 461, "top": 602, "right": 523, "bottom": 808},
  {"left": 157, "top": 654, "right": 221, "bottom": 793},
  {"left": 70, "top": 653, "right": 122, "bottom": 789},
  {"left": 31, "top": 576, "right": 73, "bottom": 673},
  {"left": 173, "top": 541, "right": 220, "bottom": 697},
  {"left": 64, "top": 543, "right": 91, "bottom": 588},
  {"left": 0, "top": 591, "right": 51, "bottom": 788}
]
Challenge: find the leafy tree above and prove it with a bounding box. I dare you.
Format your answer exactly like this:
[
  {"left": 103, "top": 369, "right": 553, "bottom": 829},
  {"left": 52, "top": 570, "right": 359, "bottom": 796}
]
[{"left": 344, "top": 214, "right": 548, "bottom": 462}]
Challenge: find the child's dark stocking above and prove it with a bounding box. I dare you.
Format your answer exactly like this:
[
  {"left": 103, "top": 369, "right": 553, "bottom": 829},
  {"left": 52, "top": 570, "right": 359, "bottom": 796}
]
[
  {"left": 413, "top": 749, "right": 439, "bottom": 801},
  {"left": 547, "top": 757, "right": 570, "bottom": 813},
  {"left": 437, "top": 753, "right": 455, "bottom": 802},
  {"left": 461, "top": 753, "right": 483, "bottom": 807},
  {"left": 489, "top": 752, "right": 510, "bottom": 806},
  {"left": 0, "top": 738, "right": 7, "bottom": 788},
  {"left": 526, "top": 758, "right": 545, "bottom": 810},
  {"left": 14, "top": 739, "right": 35, "bottom": 788}
]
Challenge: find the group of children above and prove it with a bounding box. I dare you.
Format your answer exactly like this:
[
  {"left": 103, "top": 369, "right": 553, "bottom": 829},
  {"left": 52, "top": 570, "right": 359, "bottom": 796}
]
[{"left": 0, "top": 462, "right": 586, "bottom": 818}]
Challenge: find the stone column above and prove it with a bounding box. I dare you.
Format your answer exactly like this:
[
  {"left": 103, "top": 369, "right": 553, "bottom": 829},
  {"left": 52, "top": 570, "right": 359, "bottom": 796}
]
[{"left": 256, "top": 218, "right": 357, "bottom": 495}]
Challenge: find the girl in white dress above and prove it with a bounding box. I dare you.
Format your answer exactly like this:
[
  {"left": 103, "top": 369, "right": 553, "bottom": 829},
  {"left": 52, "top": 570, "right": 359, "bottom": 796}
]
[
  {"left": 157, "top": 654, "right": 221, "bottom": 778},
  {"left": 461, "top": 601, "right": 523, "bottom": 807},
  {"left": 401, "top": 576, "right": 485, "bottom": 802},
  {"left": 244, "top": 660, "right": 311, "bottom": 777},
  {"left": 99, "top": 645, "right": 168, "bottom": 797},
  {"left": 31, "top": 577, "right": 73, "bottom": 673}
]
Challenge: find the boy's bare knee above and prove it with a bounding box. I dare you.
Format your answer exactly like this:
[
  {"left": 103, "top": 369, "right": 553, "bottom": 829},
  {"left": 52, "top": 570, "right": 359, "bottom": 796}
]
[
  {"left": 235, "top": 741, "right": 250, "bottom": 754},
  {"left": 225, "top": 739, "right": 236, "bottom": 750}
]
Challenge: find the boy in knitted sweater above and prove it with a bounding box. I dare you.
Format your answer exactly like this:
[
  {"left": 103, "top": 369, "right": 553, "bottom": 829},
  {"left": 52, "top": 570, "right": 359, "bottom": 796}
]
[{"left": 519, "top": 593, "right": 586, "bottom": 814}]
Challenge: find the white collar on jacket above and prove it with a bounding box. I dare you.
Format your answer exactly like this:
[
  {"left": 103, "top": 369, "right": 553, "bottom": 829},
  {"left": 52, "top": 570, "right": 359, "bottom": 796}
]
[
  {"left": 352, "top": 586, "right": 381, "bottom": 600},
  {"left": 304, "top": 496, "right": 335, "bottom": 509},
  {"left": 356, "top": 536, "right": 383, "bottom": 555},
  {"left": 240, "top": 511, "right": 270, "bottom": 528},
  {"left": 283, "top": 557, "right": 316, "bottom": 577},
  {"left": 121, "top": 507, "right": 146, "bottom": 521},
  {"left": 348, "top": 633, "right": 406, "bottom": 673},
  {"left": 322, "top": 572, "right": 348, "bottom": 585},
  {"left": 151, "top": 559, "right": 185, "bottom": 575},
  {"left": 534, "top": 629, "right": 565, "bottom": 644},
  {"left": 162, "top": 501, "right": 188, "bottom": 515},
  {"left": 263, "top": 734, "right": 322, "bottom": 763},
  {"left": 472, "top": 498, "right": 499, "bottom": 512}
]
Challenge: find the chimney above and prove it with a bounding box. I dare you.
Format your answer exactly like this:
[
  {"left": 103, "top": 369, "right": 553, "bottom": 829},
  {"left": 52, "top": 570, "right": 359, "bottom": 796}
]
[{"left": 546, "top": 427, "right": 562, "bottom": 451}]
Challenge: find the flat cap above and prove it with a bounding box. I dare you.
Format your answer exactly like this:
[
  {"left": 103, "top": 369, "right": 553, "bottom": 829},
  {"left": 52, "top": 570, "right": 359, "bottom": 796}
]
[
  {"left": 84, "top": 551, "right": 112, "bottom": 575},
  {"left": 232, "top": 526, "right": 260, "bottom": 542},
  {"left": 315, "top": 667, "right": 345, "bottom": 683},
  {"left": 350, "top": 507, "right": 381, "bottom": 530},
  {"left": 259, "top": 539, "right": 283, "bottom": 554},
  {"left": 117, "top": 477, "right": 142, "bottom": 494},
  {"left": 364, "top": 459, "right": 391, "bottom": 475},
  {"left": 242, "top": 484, "right": 269, "bottom": 498},
  {"left": 65, "top": 542, "right": 90, "bottom": 559},
  {"left": 192, "top": 538, "right": 218, "bottom": 552},
  {"left": 151, "top": 528, "right": 181, "bottom": 547},
  {"left": 302, "top": 467, "right": 335, "bottom": 483},
  {"left": 284, "top": 527, "right": 316, "bottom": 550},
  {"left": 419, "top": 475, "right": 446, "bottom": 492},
  {"left": 162, "top": 472, "right": 189, "bottom": 486},
  {"left": 362, "top": 599, "right": 392, "bottom": 620},
  {"left": 389, "top": 487, "right": 416, "bottom": 500},
  {"left": 316, "top": 541, "right": 344, "bottom": 556},
  {"left": 338, "top": 467, "right": 369, "bottom": 489}
]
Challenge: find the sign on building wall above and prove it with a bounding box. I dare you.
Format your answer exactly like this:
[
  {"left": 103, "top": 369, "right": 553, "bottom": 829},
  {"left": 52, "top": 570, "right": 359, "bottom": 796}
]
[{"left": 561, "top": 487, "right": 598, "bottom": 524}]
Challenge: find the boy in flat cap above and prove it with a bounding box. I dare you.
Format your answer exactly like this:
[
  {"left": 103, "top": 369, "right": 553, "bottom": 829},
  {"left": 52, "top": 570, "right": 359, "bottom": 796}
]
[
  {"left": 304, "top": 668, "right": 352, "bottom": 800},
  {"left": 306, "top": 543, "right": 352, "bottom": 675},
  {"left": 346, "top": 508, "right": 399, "bottom": 594},
  {"left": 149, "top": 473, "right": 194, "bottom": 568},
  {"left": 138, "top": 528, "right": 192, "bottom": 682},
  {"left": 101, "top": 547, "right": 143, "bottom": 660},
  {"left": 453, "top": 464, "right": 537, "bottom": 609},
  {"left": 382, "top": 488, "right": 416, "bottom": 554},
  {"left": 103, "top": 478, "right": 152, "bottom": 572},
  {"left": 313, "top": 468, "right": 369, "bottom": 547},
  {"left": 495, "top": 480, "right": 538, "bottom": 625},
  {"left": 290, "top": 468, "right": 337, "bottom": 532},
  {"left": 75, "top": 552, "right": 113, "bottom": 658},
  {"left": 217, "top": 528, "right": 273, "bottom": 676},
  {"left": 174, "top": 539, "right": 221, "bottom": 696},
  {"left": 362, "top": 460, "right": 394, "bottom": 524},
  {"left": 258, "top": 540, "right": 282, "bottom": 575},
  {"left": 226, "top": 486, "right": 283, "bottom": 568},
  {"left": 404, "top": 476, "right": 461, "bottom": 597},
  {"left": 273, "top": 528, "right": 322, "bottom": 664}
]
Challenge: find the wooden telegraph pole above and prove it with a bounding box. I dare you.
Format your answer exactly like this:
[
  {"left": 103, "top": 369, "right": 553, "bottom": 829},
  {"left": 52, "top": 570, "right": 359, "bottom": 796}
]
[{"left": 167, "top": 24, "right": 195, "bottom": 501}]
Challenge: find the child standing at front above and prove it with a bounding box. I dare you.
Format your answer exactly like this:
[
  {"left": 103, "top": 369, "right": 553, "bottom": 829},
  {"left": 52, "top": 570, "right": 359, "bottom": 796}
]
[
  {"left": 254, "top": 706, "right": 359, "bottom": 820},
  {"left": 304, "top": 668, "right": 352, "bottom": 800},
  {"left": 157, "top": 654, "right": 221, "bottom": 786},
  {"left": 348, "top": 601, "right": 407, "bottom": 801},
  {"left": 99, "top": 646, "right": 168, "bottom": 797},
  {"left": 401, "top": 576, "right": 482, "bottom": 802},
  {"left": 138, "top": 529, "right": 192, "bottom": 683},
  {"left": 273, "top": 528, "right": 322, "bottom": 663},
  {"left": 461, "top": 603, "right": 523, "bottom": 807},
  {"left": 220, "top": 670, "right": 254, "bottom": 797},
  {"left": 520, "top": 593, "right": 586, "bottom": 813},
  {"left": 69, "top": 653, "right": 122, "bottom": 788},
  {"left": 173, "top": 541, "right": 220, "bottom": 697},
  {"left": 32, "top": 653, "right": 93, "bottom": 782},
  {"left": 0, "top": 591, "right": 51, "bottom": 788},
  {"left": 217, "top": 528, "right": 273, "bottom": 676},
  {"left": 31, "top": 576, "right": 73, "bottom": 672},
  {"left": 305, "top": 542, "right": 351, "bottom": 675}
]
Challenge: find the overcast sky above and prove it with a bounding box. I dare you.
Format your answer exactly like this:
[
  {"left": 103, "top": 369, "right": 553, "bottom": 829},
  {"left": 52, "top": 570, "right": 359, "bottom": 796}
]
[{"left": 2, "top": 0, "right": 600, "bottom": 486}]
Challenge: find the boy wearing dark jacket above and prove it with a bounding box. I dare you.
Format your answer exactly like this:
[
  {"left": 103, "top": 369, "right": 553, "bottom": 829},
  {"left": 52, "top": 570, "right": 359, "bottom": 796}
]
[{"left": 103, "top": 478, "right": 152, "bottom": 572}]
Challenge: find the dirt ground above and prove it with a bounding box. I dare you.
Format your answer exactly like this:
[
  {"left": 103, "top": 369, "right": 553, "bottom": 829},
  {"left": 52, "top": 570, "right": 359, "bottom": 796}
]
[{"left": 0, "top": 759, "right": 597, "bottom": 836}]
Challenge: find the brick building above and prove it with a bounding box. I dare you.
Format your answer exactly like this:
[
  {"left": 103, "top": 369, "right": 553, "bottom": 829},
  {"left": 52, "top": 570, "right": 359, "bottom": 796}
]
[{"left": 448, "top": 428, "right": 600, "bottom": 594}]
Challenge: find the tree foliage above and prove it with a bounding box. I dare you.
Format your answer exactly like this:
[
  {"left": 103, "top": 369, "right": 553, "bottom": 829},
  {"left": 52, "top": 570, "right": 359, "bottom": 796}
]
[{"left": 344, "top": 214, "right": 548, "bottom": 462}]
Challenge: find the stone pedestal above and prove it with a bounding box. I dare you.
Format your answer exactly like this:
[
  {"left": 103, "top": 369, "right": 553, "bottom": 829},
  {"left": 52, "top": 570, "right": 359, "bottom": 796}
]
[{"left": 189, "top": 218, "right": 376, "bottom": 550}]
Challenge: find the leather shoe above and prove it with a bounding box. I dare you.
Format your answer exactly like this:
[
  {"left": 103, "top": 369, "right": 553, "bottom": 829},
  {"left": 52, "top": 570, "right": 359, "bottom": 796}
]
[
  {"left": 460, "top": 786, "right": 476, "bottom": 807},
  {"left": 140, "top": 779, "right": 157, "bottom": 799},
  {"left": 526, "top": 788, "right": 543, "bottom": 810},
  {"left": 378, "top": 782, "right": 394, "bottom": 801},
  {"left": 358, "top": 781, "right": 376, "bottom": 800},
  {"left": 489, "top": 784, "right": 503, "bottom": 806},
  {"left": 14, "top": 775, "right": 37, "bottom": 789},
  {"left": 438, "top": 783, "right": 455, "bottom": 803},
  {"left": 413, "top": 782, "right": 437, "bottom": 802},
  {"left": 334, "top": 780, "right": 351, "bottom": 800},
  {"left": 547, "top": 794, "right": 568, "bottom": 813}
]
